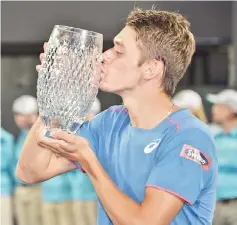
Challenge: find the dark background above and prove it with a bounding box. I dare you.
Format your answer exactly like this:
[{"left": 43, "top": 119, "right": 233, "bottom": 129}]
[{"left": 1, "top": 1, "right": 237, "bottom": 135}]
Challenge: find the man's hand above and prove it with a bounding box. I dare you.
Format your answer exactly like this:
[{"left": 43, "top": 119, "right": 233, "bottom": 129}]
[
  {"left": 36, "top": 42, "right": 48, "bottom": 72},
  {"left": 37, "top": 130, "right": 96, "bottom": 172}
]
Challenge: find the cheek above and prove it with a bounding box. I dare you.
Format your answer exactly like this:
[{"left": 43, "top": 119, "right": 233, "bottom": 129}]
[
  {"left": 14, "top": 116, "right": 23, "bottom": 124},
  {"left": 109, "top": 57, "right": 138, "bottom": 77},
  {"left": 217, "top": 107, "right": 228, "bottom": 116},
  {"left": 100, "top": 53, "right": 142, "bottom": 91},
  {"left": 212, "top": 105, "right": 221, "bottom": 115},
  {"left": 108, "top": 66, "right": 139, "bottom": 87},
  {"left": 212, "top": 107, "right": 228, "bottom": 120},
  {"left": 211, "top": 108, "right": 217, "bottom": 117},
  {"left": 14, "top": 115, "right": 32, "bottom": 128},
  {"left": 31, "top": 114, "right": 38, "bottom": 123},
  {"left": 15, "top": 119, "right": 25, "bottom": 129}
]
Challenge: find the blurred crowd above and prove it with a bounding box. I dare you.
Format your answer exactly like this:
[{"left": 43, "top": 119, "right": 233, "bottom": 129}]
[
  {"left": 1, "top": 88, "right": 237, "bottom": 225},
  {"left": 1, "top": 96, "right": 101, "bottom": 225}
]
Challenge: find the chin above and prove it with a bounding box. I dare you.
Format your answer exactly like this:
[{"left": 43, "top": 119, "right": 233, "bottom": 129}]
[
  {"left": 99, "top": 81, "right": 115, "bottom": 93},
  {"left": 99, "top": 84, "right": 110, "bottom": 92},
  {"left": 99, "top": 85, "right": 123, "bottom": 96}
]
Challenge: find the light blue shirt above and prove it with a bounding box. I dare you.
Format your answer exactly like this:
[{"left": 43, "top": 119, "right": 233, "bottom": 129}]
[
  {"left": 68, "top": 170, "right": 97, "bottom": 201},
  {"left": 214, "top": 126, "right": 237, "bottom": 200},
  {"left": 1, "top": 127, "right": 15, "bottom": 195},
  {"left": 42, "top": 173, "right": 72, "bottom": 202},
  {"left": 76, "top": 106, "right": 218, "bottom": 225},
  {"left": 13, "top": 129, "right": 29, "bottom": 185}
]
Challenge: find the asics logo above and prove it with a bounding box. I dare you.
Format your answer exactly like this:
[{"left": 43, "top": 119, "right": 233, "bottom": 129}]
[{"left": 144, "top": 139, "right": 161, "bottom": 154}]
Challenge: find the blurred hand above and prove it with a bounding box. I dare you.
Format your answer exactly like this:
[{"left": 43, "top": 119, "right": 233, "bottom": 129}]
[{"left": 36, "top": 42, "right": 48, "bottom": 72}]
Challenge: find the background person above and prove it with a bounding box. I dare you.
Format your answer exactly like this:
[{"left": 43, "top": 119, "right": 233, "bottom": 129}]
[
  {"left": 206, "top": 89, "right": 237, "bottom": 225},
  {"left": 12, "top": 95, "right": 42, "bottom": 225},
  {"left": 1, "top": 126, "right": 15, "bottom": 225},
  {"left": 41, "top": 173, "right": 73, "bottom": 225},
  {"left": 172, "top": 89, "right": 208, "bottom": 123}
]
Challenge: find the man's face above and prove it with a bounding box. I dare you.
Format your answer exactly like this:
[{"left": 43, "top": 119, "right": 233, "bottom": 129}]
[
  {"left": 211, "top": 103, "right": 234, "bottom": 123},
  {"left": 99, "top": 26, "right": 145, "bottom": 94},
  {"left": 14, "top": 113, "right": 38, "bottom": 129}
]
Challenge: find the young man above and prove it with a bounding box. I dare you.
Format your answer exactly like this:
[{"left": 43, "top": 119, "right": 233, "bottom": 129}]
[
  {"left": 207, "top": 89, "right": 237, "bottom": 225},
  {"left": 12, "top": 95, "right": 42, "bottom": 225},
  {"left": 17, "top": 8, "right": 217, "bottom": 225}
]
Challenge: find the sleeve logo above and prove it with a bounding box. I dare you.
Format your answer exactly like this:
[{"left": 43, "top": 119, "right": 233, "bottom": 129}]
[{"left": 180, "top": 144, "right": 211, "bottom": 171}]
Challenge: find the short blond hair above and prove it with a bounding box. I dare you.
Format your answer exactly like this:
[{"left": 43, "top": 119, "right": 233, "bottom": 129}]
[{"left": 126, "top": 8, "right": 196, "bottom": 96}]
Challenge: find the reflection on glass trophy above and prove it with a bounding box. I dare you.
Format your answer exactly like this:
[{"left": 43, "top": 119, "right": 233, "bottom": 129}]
[{"left": 37, "top": 25, "right": 103, "bottom": 133}]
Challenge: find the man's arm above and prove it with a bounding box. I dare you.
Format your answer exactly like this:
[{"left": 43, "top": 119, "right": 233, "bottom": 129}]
[
  {"left": 16, "top": 118, "right": 76, "bottom": 184},
  {"left": 85, "top": 155, "right": 184, "bottom": 225}
]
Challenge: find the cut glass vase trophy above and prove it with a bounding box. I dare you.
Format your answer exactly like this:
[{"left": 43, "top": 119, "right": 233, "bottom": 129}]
[{"left": 37, "top": 25, "right": 103, "bottom": 135}]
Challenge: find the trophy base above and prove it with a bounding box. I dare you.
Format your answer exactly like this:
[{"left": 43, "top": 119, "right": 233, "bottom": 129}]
[{"left": 41, "top": 116, "right": 82, "bottom": 135}]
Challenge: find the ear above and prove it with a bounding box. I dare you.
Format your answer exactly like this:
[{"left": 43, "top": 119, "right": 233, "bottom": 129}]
[{"left": 142, "top": 59, "right": 164, "bottom": 81}]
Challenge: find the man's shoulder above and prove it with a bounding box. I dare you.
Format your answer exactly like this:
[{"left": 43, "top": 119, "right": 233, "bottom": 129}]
[
  {"left": 160, "top": 114, "right": 218, "bottom": 176},
  {"left": 106, "top": 105, "right": 128, "bottom": 115},
  {"left": 84, "top": 105, "right": 128, "bottom": 134},
  {"left": 96, "top": 105, "right": 128, "bottom": 122},
  {"left": 164, "top": 111, "right": 216, "bottom": 157},
  {"left": 174, "top": 110, "right": 214, "bottom": 141}
]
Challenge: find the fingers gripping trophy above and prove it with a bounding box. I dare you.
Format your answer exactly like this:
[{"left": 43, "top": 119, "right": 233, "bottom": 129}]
[{"left": 37, "top": 25, "right": 103, "bottom": 134}]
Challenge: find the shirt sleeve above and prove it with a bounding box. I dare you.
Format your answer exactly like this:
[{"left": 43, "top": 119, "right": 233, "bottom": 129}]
[
  {"left": 146, "top": 128, "right": 216, "bottom": 205},
  {"left": 76, "top": 110, "right": 106, "bottom": 154},
  {"left": 72, "top": 109, "right": 107, "bottom": 172}
]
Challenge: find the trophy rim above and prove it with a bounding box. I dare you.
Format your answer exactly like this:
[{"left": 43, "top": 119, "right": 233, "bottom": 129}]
[{"left": 54, "top": 25, "right": 103, "bottom": 38}]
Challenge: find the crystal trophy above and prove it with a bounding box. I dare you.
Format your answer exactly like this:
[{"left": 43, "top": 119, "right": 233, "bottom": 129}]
[{"left": 37, "top": 25, "right": 103, "bottom": 134}]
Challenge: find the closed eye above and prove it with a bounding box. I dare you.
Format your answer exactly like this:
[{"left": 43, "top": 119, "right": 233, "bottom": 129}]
[
  {"left": 112, "top": 43, "right": 124, "bottom": 56},
  {"left": 112, "top": 47, "right": 123, "bottom": 56},
  {"left": 116, "top": 50, "right": 123, "bottom": 55}
]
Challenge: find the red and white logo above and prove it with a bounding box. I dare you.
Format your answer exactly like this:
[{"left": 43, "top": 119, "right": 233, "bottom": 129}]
[{"left": 180, "top": 144, "right": 211, "bottom": 171}]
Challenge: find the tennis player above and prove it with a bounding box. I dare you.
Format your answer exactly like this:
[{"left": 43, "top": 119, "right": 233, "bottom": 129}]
[{"left": 17, "top": 8, "right": 217, "bottom": 225}]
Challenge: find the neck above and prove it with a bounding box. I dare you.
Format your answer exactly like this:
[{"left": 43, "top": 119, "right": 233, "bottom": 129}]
[
  {"left": 221, "top": 118, "right": 237, "bottom": 133},
  {"left": 122, "top": 91, "right": 178, "bottom": 130}
]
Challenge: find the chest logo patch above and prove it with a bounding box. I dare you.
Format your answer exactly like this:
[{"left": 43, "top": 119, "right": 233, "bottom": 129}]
[
  {"left": 144, "top": 139, "right": 161, "bottom": 154},
  {"left": 180, "top": 144, "right": 211, "bottom": 171}
]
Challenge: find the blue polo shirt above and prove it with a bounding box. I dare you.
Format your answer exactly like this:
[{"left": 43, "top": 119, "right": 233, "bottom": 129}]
[
  {"left": 214, "top": 126, "right": 237, "bottom": 200},
  {"left": 76, "top": 105, "right": 217, "bottom": 225},
  {"left": 42, "top": 173, "right": 72, "bottom": 202},
  {"left": 13, "top": 129, "right": 30, "bottom": 185},
  {"left": 1, "top": 127, "right": 15, "bottom": 195},
  {"left": 68, "top": 170, "right": 97, "bottom": 201}
]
